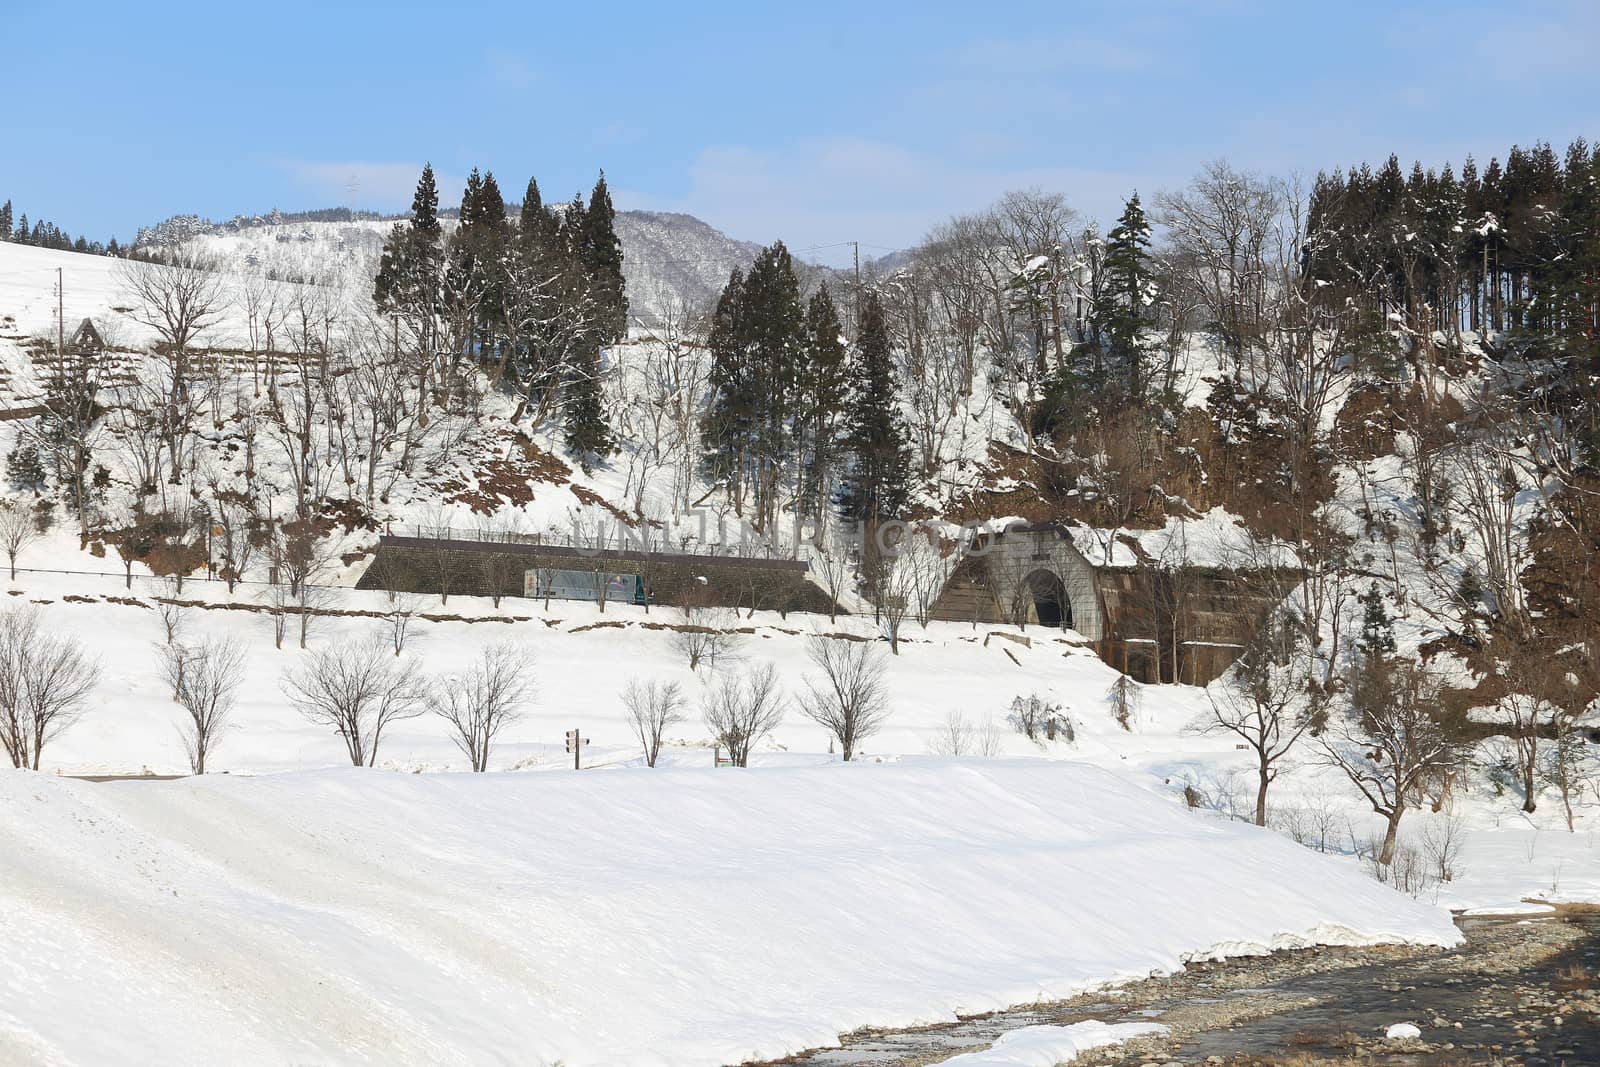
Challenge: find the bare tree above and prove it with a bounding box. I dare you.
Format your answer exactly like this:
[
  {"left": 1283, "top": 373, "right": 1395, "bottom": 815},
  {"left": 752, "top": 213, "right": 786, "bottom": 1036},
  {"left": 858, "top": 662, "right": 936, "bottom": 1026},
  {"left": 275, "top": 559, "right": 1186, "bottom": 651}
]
[
  {"left": 264, "top": 579, "right": 290, "bottom": 650},
  {"left": 876, "top": 528, "right": 951, "bottom": 632},
  {"left": 1319, "top": 656, "right": 1457, "bottom": 865},
  {"left": 671, "top": 601, "right": 743, "bottom": 672},
  {"left": 117, "top": 251, "right": 227, "bottom": 475},
  {"left": 138, "top": 504, "right": 205, "bottom": 593},
  {"left": 153, "top": 578, "right": 189, "bottom": 646},
  {"left": 0, "top": 607, "right": 100, "bottom": 770},
  {"left": 267, "top": 288, "right": 342, "bottom": 521},
  {"left": 875, "top": 540, "right": 921, "bottom": 654},
  {"left": 1497, "top": 688, "right": 1561, "bottom": 815},
  {"left": 380, "top": 593, "right": 425, "bottom": 657},
  {"left": 156, "top": 638, "right": 189, "bottom": 702},
  {"left": 799, "top": 636, "right": 890, "bottom": 761},
  {"left": 622, "top": 678, "right": 686, "bottom": 767},
  {"left": 1155, "top": 160, "right": 1282, "bottom": 375},
  {"left": 296, "top": 580, "right": 336, "bottom": 650},
  {"left": 428, "top": 643, "right": 533, "bottom": 772},
  {"left": 630, "top": 294, "right": 709, "bottom": 515},
  {"left": 1542, "top": 709, "right": 1596, "bottom": 832},
  {"left": 343, "top": 312, "right": 429, "bottom": 506},
  {"left": 1193, "top": 615, "right": 1317, "bottom": 826},
  {"left": 281, "top": 639, "right": 428, "bottom": 766},
  {"left": 168, "top": 636, "right": 246, "bottom": 774},
  {"left": 204, "top": 474, "right": 258, "bottom": 593},
  {"left": 238, "top": 267, "right": 282, "bottom": 397},
  {"left": 929, "top": 709, "right": 973, "bottom": 756},
  {"left": 568, "top": 510, "right": 620, "bottom": 613},
  {"left": 266, "top": 521, "right": 336, "bottom": 648},
  {"left": 808, "top": 535, "right": 853, "bottom": 623},
  {"left": 474, "top": 517, "right": 525, "bottom": 608},
  {"left": 701, "top": 661, "right": 784, "bottom": 768},
  {"left": 1010, "top": 693, "right": 1071, "bottom": 743},
  {"left": 1444, "top": 413, "right": 1532, "bottom": 634},
  {"left": 0, "top": 500, "right": 39, "bottom": 580},
  {"left": 1107, "top": 675, "right": 1140, "bottom": 731},
  {"left": 414, "top": 508, "right": 460, "bottom": 604}
]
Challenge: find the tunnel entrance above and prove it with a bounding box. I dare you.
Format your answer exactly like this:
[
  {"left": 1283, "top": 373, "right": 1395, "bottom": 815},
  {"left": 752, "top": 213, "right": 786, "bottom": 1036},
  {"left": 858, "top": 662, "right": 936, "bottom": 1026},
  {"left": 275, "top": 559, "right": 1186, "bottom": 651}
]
[{"left": 1024, "top": 569, "right": 1071, "bottom": 629}]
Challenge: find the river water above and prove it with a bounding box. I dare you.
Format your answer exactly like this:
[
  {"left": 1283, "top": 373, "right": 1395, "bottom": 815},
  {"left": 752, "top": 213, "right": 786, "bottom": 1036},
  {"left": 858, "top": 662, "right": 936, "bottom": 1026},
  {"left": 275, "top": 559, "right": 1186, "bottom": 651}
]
[{"left": 760, "top": 914, "right": 1599, "bottom": 1066}]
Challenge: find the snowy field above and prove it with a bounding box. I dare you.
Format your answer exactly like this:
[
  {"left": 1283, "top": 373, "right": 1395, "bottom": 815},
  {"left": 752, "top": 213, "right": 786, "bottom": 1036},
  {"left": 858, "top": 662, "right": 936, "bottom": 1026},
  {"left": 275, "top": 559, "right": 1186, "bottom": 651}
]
[
  {"left": 0, "top": 761, "right": 1458, "bottom": 1066},
  {"left": 3, "top": 533, "right": 1594, "bottom": 916},
  {"left": 0, "top": 240, "right": 278, "bottom": 349}
]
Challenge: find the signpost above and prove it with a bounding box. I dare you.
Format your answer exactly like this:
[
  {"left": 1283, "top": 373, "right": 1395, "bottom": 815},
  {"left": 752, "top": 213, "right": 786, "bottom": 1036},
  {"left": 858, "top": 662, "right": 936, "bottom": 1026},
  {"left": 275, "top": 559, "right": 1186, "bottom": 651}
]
[{"left": 565, "top": 729, "right": 589, "bottom": 770}]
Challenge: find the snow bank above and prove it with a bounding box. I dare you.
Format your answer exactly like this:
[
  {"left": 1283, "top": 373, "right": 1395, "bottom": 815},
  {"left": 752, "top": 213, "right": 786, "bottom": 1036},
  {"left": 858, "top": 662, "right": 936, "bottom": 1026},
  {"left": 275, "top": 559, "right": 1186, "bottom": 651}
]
[
  {"left": 942, "top": 1021, "right": 1166, "bottom": 1066},
  {"left": 0, "top": 761, "right": 1458, "bottom": 1065},
  {"left": 1067, "top": 507, "right": 1295, "bottom": 571}
]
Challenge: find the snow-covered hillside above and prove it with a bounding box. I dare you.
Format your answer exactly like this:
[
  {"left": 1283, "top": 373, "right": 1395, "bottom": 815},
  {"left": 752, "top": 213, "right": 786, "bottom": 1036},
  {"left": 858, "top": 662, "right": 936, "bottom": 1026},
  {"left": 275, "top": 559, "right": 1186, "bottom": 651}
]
[
  {"left": 0, "top": 760, "right": 1457, "bottom": 1065},
  {"left": 611, "top": 209, "right": 765, "bottom": 319},
  {"left": 0, "top": 239, "right": 316, "bottom": 353},
  {"left": 151, "top": 208, "right": 765, "bottom": 324}
]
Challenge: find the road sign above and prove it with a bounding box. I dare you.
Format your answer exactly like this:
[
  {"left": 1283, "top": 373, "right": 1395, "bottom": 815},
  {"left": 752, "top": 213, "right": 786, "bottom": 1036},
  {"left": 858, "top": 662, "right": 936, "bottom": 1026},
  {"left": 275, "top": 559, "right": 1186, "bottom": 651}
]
[{"left": 565, "top": 729, "right": 588, "bottom": 769}]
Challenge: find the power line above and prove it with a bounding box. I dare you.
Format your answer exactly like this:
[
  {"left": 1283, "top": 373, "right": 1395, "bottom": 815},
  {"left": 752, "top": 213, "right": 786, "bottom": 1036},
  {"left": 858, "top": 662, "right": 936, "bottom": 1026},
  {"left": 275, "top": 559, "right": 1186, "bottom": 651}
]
[{"left": 792, "top": 241, "right": 859, "bottom": 255}]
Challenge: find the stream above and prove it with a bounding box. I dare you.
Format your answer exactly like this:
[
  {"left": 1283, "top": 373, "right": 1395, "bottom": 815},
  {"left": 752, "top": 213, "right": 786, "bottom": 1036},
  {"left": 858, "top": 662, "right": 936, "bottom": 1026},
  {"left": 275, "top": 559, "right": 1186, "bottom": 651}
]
[{"left": 760, "top": 912, "right": 1600, "bottom": 1067}]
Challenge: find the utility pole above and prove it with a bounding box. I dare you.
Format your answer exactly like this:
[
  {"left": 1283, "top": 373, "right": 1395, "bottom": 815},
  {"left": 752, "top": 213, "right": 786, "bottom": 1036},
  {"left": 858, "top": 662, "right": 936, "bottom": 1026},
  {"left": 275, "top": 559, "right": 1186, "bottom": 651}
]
[
  {"left": 56, "top": 267, "right": 64, "bottom": 359},
  {"left": 852, "top": 241, "right": 862, "bottom": 340}
]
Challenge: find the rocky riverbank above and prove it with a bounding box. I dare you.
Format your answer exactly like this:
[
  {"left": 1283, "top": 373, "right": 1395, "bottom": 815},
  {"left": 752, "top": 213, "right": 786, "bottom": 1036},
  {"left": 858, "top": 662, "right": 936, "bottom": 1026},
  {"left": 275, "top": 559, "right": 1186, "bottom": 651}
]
[{"left": 764, "top": 911, "right": 1598, "bottom": 1067}]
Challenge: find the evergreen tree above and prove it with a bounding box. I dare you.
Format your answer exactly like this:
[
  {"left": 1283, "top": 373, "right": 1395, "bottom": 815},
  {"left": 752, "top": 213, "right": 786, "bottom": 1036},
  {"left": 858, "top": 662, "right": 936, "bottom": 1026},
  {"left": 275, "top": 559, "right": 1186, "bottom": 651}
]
[
  {"left": 373, "top": 164, "right": 445, "bottom": 339},
  {"left": 473, "top": 170, "right": 510, "bottom": 357},
  {"left": 6, "top": 443, "right": 45, "bottom": 494},
  {"left": 0, "top": 201, "right": 10, "bottom": 242},
  {"left": 518, "top": 176, "right": 558, "bottom": 251},
  {"left": 798, "top": 283, "right": 849, "bottom": 522},
  {"left": 1356, "top": 581, "right": 1397, "bottom": 658},
  {"left": 1090, "top": 193, "right": 1155, "bottom": 402},
  {"left": 501, "top": 175, "right": 593, "bottom": 421},
  {"left": 478, "top": 171, "right": 507, "bottom": 229},
  {"left": 445, "top": 168, "right": 512, "bottom": 364},
  {"left": 446, "top": 168, "right": 486, "bottom": 346},
  {"left": 560, "top": 192, "right": 587, "bottom": 252},
  {"left": 13, "top": 214, "right": 27, "bottom": 245},
  {"left": 701, "top": 267, "right": 751, "bottom": 505},
  {"left": 562, "top": 345, "right": 612, "bottom": 470},
  {"left": 840, "top": 291, "right": 912, "bottom": 525},
  {"left": 578, "top": 171, "right": 628, "bottom": 344},
  {"left": 699, "top": 244, "right": 807, "bottom": 529},
  {"left": 742, "top": 243, "right": 806, "bottom": 529},
  {"left": 410, "top": 162, "right": 441, "bottom": 241},
  {"left": 458, "top": 168, "right": 484, "bottom": 225}
]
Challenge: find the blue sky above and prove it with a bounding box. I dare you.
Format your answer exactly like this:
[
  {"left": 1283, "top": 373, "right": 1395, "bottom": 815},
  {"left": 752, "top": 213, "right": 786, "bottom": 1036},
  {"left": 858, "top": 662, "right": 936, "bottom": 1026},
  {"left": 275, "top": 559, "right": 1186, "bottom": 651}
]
[{"left": 4, "top": 0, "right": 1597, "bottom": 265}]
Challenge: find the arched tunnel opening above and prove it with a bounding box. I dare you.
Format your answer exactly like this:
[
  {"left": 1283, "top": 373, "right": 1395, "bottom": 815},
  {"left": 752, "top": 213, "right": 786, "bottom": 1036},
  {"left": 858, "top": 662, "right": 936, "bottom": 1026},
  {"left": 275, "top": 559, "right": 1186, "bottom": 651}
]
[{"left": 1025, "top": 569, "right": 1072, "bottom": 629}]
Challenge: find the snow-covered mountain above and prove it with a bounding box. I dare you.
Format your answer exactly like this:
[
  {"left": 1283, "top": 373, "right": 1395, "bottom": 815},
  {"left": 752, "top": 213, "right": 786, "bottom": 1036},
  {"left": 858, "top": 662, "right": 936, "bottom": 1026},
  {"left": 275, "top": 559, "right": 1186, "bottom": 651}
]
[
  {"left": 612, "top": 210, "right": 765, "bottom": 321},
  {"left": 141, "top": 208, "right": 766, "bottom": 324}
]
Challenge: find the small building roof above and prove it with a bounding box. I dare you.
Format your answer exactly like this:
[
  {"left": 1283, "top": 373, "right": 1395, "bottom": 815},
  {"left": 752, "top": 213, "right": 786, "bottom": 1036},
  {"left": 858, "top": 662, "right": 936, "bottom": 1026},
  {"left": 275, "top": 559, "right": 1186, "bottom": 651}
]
[{"left": 67, "top": 318, "right": 105, "bottom": 353}]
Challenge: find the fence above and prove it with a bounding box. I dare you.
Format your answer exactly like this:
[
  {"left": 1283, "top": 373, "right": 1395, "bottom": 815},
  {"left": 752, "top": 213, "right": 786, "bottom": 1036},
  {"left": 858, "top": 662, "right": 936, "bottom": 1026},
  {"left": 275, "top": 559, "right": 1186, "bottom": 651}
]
[{"left": 386, "top": 522, "right": 807, "bottom": 563}]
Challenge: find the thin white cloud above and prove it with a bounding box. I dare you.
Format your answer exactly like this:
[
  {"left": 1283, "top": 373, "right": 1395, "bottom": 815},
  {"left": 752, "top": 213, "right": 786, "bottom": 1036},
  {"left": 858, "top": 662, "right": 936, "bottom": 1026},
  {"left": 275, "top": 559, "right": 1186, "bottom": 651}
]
[
  {"left": 616, "top": 137, "right": 1179, "bottom": 264},
  {"left": 279, "top": 161, "right": 466, "bottom": 211},
  {"left": 953, "top": 33, "right": 1157, "bottom": 75},
  {"left": 484, "top": 49, "right": 535, "bottom": 91}
]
